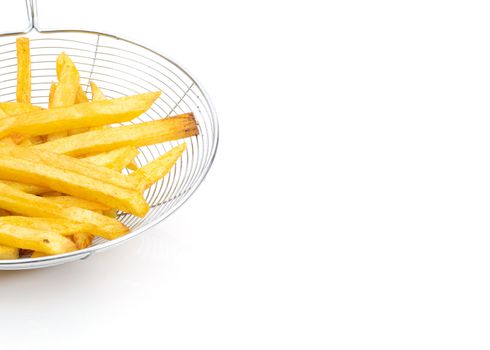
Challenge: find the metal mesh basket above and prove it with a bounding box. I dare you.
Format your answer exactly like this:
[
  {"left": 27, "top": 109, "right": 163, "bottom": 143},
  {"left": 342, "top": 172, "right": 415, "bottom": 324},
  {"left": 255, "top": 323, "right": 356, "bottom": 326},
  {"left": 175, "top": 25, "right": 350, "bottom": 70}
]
[{"left": 0, "top": 0, "right": 218, "bottom": 269}]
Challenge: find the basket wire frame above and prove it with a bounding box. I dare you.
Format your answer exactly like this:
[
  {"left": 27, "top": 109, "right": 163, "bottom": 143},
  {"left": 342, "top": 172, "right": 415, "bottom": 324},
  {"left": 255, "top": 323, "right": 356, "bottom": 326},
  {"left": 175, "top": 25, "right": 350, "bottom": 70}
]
[{"left": 0, "top": 0, "right": 218, "bottom": 269}]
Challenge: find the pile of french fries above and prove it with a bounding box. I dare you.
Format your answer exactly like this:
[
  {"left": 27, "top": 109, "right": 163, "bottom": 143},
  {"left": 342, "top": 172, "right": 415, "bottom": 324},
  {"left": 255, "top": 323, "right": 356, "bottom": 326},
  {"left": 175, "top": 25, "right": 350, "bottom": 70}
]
[{"left": 0, "top": 37, "right": 199, "bottom": 259}]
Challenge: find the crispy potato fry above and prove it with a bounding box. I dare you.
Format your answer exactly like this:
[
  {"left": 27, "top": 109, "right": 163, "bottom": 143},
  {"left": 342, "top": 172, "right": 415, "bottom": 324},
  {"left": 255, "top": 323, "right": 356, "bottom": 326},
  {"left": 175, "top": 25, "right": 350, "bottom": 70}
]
[
  {"left": 0, "top": 245, "right": 19, "bottom": 260},
  {"left": 76, "top": 86, "right": 89, "bottom": 103},
  {"left": 0, "top": 222, "right": 76, "bottom": 254},
  {"left": 0, "top": 179, "right": 48, "bottom": 195},
  {"left": 127, "top": 160, "right": 139, "bottom": 171},
  {"left": 48, "top": 82, "right": 57, "bottom": 108},
  {"left": 0, "top": 92, "right": 161, "bottom": 137},
  {"left": 0, "top": 145, "right": 139, "bottom": 190},
  {"left": 88, "top": 81, "right": 108, "bottom": 131},
  {"left": 43, "top": 195, "right": 110, "bottom": 211},
  {"left": 0, "top": 182, "right": 128, "bottom": 239},
  {"left": 130, "top": 143, "right": 186, "bottom": 191},
  {"left": 52, "top": 52, "right": 79, "bottom": 108},
  {"left": 16, "top": 38, "right": 31, "bottom": 104},
  {"left": 0, "top": 156, "right": 149, "bottom": 217},
  {"left": 0, "top": 117, "right": 17, "bottom": 139},
  {"left": 104, "top": 209, "right": 118, "bottom": 218},
  {"left": 86, "top": 83, "right": 144, "bottom": 171},
  {"left": 0, "top": 209, "right": 10, "bottom": 216},
  {"left": 0, "top": 102, "right": 43, "bottom": 116},
  {"left": 48, "top": 53, "right": 85, "bottom": 141},
  {"left": 34, "top": 113, "right": 198, "bottom": 156},
  {"left": 0, "top": 216, "right": 94, "bottom": 250},
  {"left": 49, "top": 87, "right": 90, "bottom": 138},
  {"left": 90, "top": 81, "right": 106, "bottom": 101},
  {"left": 0, "top": 217, "right": 93, "bottom": 236},
  {"left": 31, "top": 251, "right": 48, "bottom": 258},
  {"left": 82, "top": 146, "right": 140, "bottom": 171},
  {"left": 72, "top": 232, "right": 93, "bottom": 249}
]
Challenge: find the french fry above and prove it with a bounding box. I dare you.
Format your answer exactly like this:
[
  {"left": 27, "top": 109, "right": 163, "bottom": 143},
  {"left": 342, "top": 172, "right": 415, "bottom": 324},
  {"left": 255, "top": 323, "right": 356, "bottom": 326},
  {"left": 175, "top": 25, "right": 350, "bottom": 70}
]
[
  {"left": 16, "top": 37, "right": 31, "bottom": 104},
  {"left": 82, "top": 146, "right": 140, "bottom": 171},
  {"left": 127, "top": 160, "right": 139, "bottom": 171},
  {"left": 48, "top": 82, "right": 57, "bottom": 108},
  {"left": 47, "top": 53, "right": 83, "bottom": 141},
  {"left": 0, "top": 222, "right": 76, "bottom": 255},
  {"left": 76, "top": 87, "right": 89, "bottom": 103},
  {"left": 0, "top": 216, "right": 94, "bottom": 251},
  {"left": 130, "top": 143, "right": 187, "bottom": 191},
  {"left": 0, "top": 245, "right": 19, "bottom": 260},
  {"left": 72, "top": 232, "right": 93, "bottom": 249},
  {"left": 0, "top": 92, "right": 161, "bottom": 138},
  {"left": 0, "top": 180, "right": 47, "bottom": 195},
  {"left": 34, "top": 113, "right": 198, "bottom": 156},
  {"left": 52, "top": 52, "right": 79, "bottom": 108},
  {"left": 43, "top": 195, "right": 110, "bottom": 211},
  {"left": 0, "top": 145, "right": 140, "bottom": 190},
  {"left": 0, "top": 217, "right": 93, "bottom": 236},
  {"left": 31, "top": 251, "right": 48, "bottom": 258},
  {"left": 88, "top": 81, "right": 142, "bottom": 165},
  {"left": 68, "top": 87, "right": 92, "bottom": 135},
  {"left": 0, "top": 102, "right": 43, "bottom": 116},
  {"left": 0, "top": 182, "right": 128, "bottom": 239},
  {"left": 0, "top": 156, "right": 149, "bottom": 217}
]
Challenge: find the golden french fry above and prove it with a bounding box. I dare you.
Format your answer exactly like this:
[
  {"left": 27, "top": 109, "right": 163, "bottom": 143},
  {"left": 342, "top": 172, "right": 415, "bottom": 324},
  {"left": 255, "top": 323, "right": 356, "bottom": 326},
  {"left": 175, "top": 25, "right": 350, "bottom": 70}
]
[
  {"left": 34, "top": 113, "right": 198, "bottom": 156},
  {"left": 0, "top": 209, "right": 9, "bottom": 216},
  {"left": 47, "top": 53, "right": 82, "bottom": 141},
  {"left": 0, "top": 145, "right": 139, "bottom": 190},
  {"left": 0, "top": 180, "right": 48, "bottom": 195},
  {"left": 90, "top": 81, "right": 106, "bottom": 101},
  {"left": 0, "top": 102, "right": 43, "bottom": 116},
  {"left": 127, "top": 160, "right": 139, "bottom": 171},
  {"left": 0, "top": 222, "right": 76, "bottom": 255},
  {"left": 87, "top": 83, "right": 143, "bottom": 170},
  {"left": 0, "top": 117, "right": 19, "bottom": 139},
  {"left": 0, "top": 182, "right": 128, "bottom": 239},
  {"left": 52, "top": 52, "right": 79, "bottom": 107},
  {"left": 103, "top": 209, "right": 118, "bottom": 218},
  {"left": 16, "top": 37, "right": 31, "bottom": 104},
  {"left": 88, "top": 81, "right": 109, "bottom": 131},
  {"left": 48, "top": 82, "right": 57, "bottom": 108},
  {"left": 0, "top": 217, "right": 93, "bottom": 236},
  {"left": 0, "top": 245, "right": 19, "bottom": 260},
  {"left": 31, "top": 251, "right": 48, "bottom": 258},
  {"left": 130, "top": 143, "right": 186, "bottom": 191},
  {"left": 0, "top": 216, "right": 94, "bottom": 251},
  {"left": 0, "top": 156, "right": 149, "bottom": 217},
  {"left": 72, "top": 232, "right": 93, "bottom": 249},
  {"left": 82, "top": 146, "right": 140, "bottom": 171},
  {"left": 0, "top": 92, "right": 161, "bottom": 138},
  {"left": 43, "top": 195, "right": 110, "bottom": 211},
  {"left": 76, "top": 86, "right": 89, "bottom": 103}
]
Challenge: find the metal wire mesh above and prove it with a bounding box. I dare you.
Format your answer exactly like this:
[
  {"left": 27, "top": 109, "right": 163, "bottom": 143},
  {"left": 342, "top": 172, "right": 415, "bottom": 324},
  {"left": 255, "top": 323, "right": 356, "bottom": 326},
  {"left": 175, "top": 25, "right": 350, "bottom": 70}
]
[{"left": 0, "top": 31, "right": 218, "bottom": 269}]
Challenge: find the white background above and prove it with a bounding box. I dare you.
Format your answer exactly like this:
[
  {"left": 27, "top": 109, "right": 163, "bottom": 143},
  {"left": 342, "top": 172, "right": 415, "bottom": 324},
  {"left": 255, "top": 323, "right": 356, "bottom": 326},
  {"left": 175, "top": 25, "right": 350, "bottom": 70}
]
[{"left": 1, "top": 0, "right": 490, "bottom": 349}]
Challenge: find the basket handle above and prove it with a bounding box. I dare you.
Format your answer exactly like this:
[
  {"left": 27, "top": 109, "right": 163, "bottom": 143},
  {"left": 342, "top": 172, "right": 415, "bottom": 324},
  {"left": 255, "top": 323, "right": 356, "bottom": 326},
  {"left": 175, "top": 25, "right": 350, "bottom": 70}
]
[{"left": 25, "top": 0, "right": 40, "bottom": 32}]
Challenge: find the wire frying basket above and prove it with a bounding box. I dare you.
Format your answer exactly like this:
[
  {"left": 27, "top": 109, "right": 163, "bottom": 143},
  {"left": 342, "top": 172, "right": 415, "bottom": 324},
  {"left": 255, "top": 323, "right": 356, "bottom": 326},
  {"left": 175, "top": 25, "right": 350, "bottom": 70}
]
[{"left": 0, "top": 0, "right": 218, "bottom": 269}]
